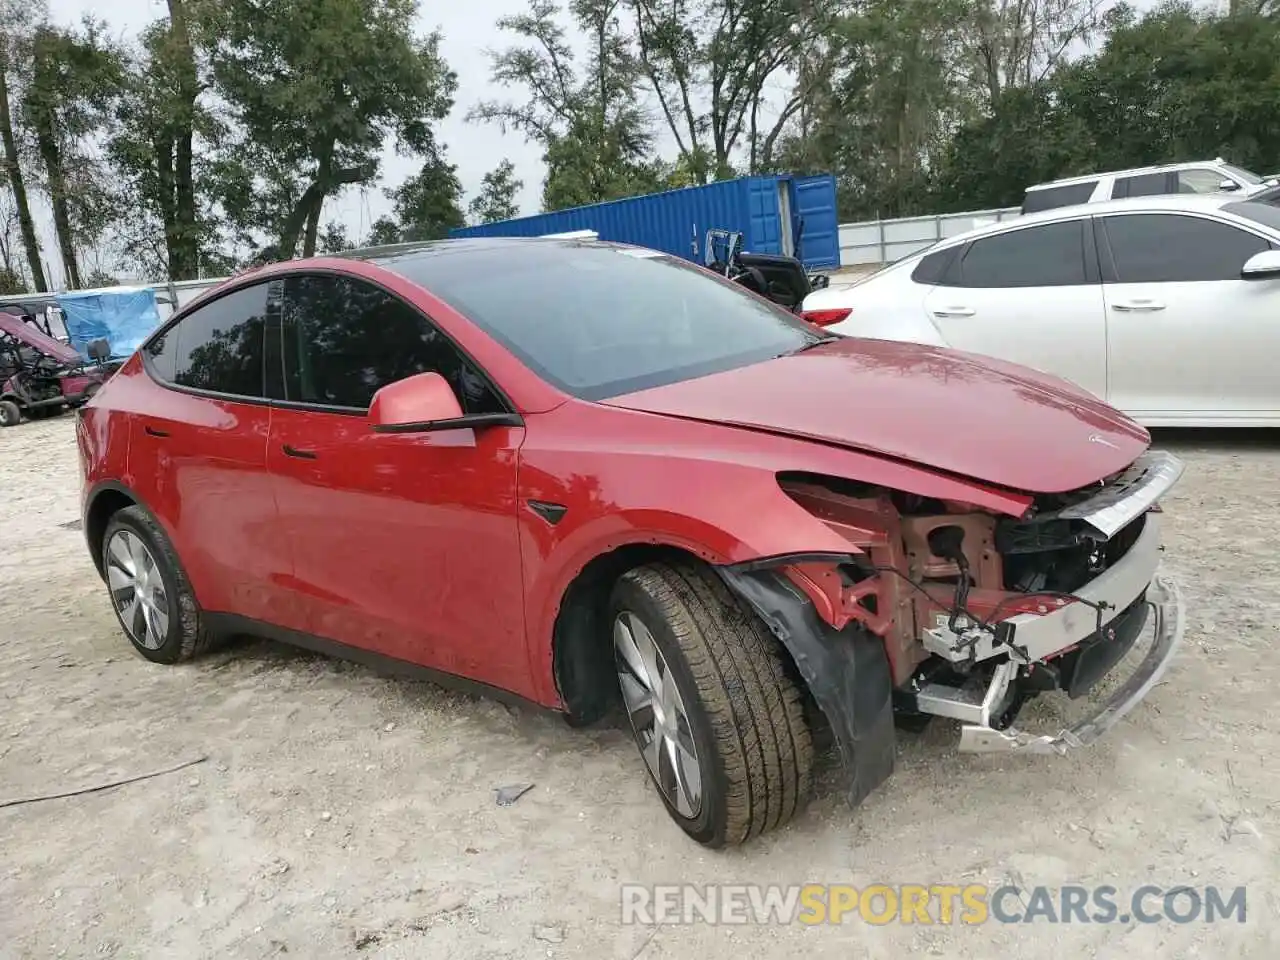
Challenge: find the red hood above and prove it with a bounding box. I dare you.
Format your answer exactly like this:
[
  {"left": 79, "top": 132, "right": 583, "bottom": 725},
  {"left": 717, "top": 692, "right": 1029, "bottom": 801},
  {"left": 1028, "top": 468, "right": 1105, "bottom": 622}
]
[{"left": 603, "top": 337, "right": 1149, "bottom": 494}]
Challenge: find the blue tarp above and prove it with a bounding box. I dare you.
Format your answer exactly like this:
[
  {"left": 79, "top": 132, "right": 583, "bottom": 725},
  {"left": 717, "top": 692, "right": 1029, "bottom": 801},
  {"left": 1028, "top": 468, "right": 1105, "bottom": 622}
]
[{"left": 56, "top": 288, "right": 162, "bottom": 360}]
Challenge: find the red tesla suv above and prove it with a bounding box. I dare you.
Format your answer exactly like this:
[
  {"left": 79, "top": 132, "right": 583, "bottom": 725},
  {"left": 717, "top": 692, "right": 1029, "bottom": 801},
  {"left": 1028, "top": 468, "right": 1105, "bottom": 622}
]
[{"left": 78, "top": 238, "right": 1184, "bottom": 847}]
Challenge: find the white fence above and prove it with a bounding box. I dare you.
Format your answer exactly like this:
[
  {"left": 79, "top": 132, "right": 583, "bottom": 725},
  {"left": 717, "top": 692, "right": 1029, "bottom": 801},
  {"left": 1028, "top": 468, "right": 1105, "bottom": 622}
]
[{"left": 838, "top": 206, "right": 1022, "bottom": 266}]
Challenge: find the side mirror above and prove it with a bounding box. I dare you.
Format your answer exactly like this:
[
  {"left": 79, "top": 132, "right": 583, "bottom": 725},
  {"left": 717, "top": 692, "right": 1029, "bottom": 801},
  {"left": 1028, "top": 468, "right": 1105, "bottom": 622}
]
[
  {"left": 1241, "top": 249, "right": 1280, "bottom": 281},
  {"left": 368, "top": 371, "right": 524, "bottom": 434},
  {"left": 1219, "top": 179, "right": 1241, "bottom": 192},
  {"left": 87, "top": 338, "right": 111, "bottom": 363},
  {"left": 369, "top": 372, "right": 465, "bottom": 433}
]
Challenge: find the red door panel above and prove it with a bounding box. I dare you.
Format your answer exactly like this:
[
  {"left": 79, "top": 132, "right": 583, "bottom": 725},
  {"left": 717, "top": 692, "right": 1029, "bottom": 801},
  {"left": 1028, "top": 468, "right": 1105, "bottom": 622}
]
[
  {"left": 123, "top": 381, "right": 289, "bottom": 623},
  {"left": 265, "top": 407, "right": 532, "bottom": 696}
]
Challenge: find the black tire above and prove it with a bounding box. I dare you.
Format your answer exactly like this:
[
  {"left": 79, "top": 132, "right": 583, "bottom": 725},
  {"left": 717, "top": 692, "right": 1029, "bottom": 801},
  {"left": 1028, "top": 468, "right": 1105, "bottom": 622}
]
[
  {"left": 101, "top": 505, "right": 216, "bottom": 664},
  {"left": 0, "top": 400, "right": 20, "bottom": 427},
  {"left": 610, "top": 562, "right": 814, "bottom": 847}
]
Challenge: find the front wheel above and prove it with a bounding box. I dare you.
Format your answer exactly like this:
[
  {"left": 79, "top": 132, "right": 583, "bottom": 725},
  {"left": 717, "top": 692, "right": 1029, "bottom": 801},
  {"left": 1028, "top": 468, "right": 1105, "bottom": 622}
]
[
  {"left": 0, "top": 400, "right": 20, "bottom": 427},
  {"left": 610, "top": 563, "right": 814, "bottom": 847}
]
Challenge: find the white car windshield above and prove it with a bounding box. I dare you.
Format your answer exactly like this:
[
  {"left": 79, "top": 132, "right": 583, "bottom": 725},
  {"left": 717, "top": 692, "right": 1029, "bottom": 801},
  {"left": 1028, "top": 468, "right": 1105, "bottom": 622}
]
[{"left": 1222, "top": 163, "right": 1263, "bottom": 185}]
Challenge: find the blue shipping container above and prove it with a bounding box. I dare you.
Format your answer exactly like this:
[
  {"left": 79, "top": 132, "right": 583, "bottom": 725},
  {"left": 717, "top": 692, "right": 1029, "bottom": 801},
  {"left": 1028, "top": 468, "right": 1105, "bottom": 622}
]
[{"left": 449, "top": 173, "right": 841, "bottom": 270}]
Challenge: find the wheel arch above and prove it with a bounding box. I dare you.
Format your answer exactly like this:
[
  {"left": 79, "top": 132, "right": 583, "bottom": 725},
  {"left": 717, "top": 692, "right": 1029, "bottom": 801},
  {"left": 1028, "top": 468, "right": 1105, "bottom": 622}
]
[
  {"left": 550, "top": 540, "right": 715, "bottom": 725},
  {"left": 83, "top": 481, "right": 145, "bottom": 579}
]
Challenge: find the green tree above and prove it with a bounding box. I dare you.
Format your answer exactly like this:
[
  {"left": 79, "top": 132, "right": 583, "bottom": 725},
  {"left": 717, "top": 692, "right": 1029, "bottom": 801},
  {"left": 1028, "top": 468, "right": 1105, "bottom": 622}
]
[
  {"left": 317, "top": 220, "right": 352, "bottom": 253},
  {"left": 202, "top": 0, "right": 457, "bottom": 258},
  {"left": 364, "top": 215, "right": 403, "bottom": 246},
  {"left": 627, "top": 0, "right": 834, "bottom": 181},
  {"left": 390, "top": 151, "right": 464, "bottom": 240},
  {"left": 108, "top": 1, "right": 217, "bottom": 281},
  {"left": 0, "top": 265, "right": 26, "bottom": 294},
  {"left": 0, "top": 0, "right": 46, "bottom": 291},
  {"left": 24, "top": 20, "right": 123, "bottom": 289},
  {"left": 471, "top": 0, "right": 660, "bottom": 211},
  {"left": 467, "top": 159, "right": 522, "bottom": 224}
]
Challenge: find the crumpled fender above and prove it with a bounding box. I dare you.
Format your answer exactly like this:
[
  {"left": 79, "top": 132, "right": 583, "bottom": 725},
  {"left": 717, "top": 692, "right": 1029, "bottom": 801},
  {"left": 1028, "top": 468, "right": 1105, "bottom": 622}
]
[{"left": 718, "top": 562, "right": 896, "bottom": 806}]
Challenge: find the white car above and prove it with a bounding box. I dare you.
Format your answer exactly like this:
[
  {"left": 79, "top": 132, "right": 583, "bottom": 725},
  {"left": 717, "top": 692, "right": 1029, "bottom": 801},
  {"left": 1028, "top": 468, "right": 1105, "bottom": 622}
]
[
  {"left": 1021, "top": 158, "right": 1276, "bottom": 214},
  {"left": 801, "top": 195, "right": 1280, "bottom": 427}
]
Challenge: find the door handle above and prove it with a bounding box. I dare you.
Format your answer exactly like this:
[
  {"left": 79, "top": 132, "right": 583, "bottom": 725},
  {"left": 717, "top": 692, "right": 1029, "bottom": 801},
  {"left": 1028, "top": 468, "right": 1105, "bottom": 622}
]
[
  {"left": 1111, "top": 300, "right": 1165, "bottom": 312},
  {"left": 282, "top": 444, "right": 317, "bottom": 460},
  {"left": 144, "top": 425, "right": 169, "bottom": 438},
  {"left": 931, "top": 307, "right": 975, "bottom": 318}
]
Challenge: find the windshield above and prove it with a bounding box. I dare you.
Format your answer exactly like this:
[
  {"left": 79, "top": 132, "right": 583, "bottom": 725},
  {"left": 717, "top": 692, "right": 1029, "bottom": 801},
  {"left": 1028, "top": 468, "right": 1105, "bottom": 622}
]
[
  {"left": 1224, "top": 200, "right": 1280, "bottom": 232},
  {"left": 1222, "top": 163, "right": 1263, "bottom": 185},
  {"left": 380, "top": 241, "right": 825, "bottom": 401}
]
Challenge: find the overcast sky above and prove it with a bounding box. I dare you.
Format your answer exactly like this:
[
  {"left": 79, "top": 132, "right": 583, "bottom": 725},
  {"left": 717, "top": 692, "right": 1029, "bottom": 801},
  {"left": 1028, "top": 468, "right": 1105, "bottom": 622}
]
[{"left": 43, "top": 0, "right": 553, "bottom": 282}]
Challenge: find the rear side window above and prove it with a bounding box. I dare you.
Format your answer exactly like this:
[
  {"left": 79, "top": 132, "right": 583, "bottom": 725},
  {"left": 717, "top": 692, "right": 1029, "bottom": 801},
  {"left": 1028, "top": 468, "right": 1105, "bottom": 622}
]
[
  {"left": 276, "top": 274, "right": 505, "bottom": 414},
  {"left": 146, "top": 283, "right": 271, "bottom": 397},
  {"left": 910, "top": 247, "right": 959, "bottom": 284},
  {"left": 1021, "top": 182, "right": 1096, "bottom": 213},
  {"left": 954, "top": 221, "right": 1087, "bottom": 287},
  {"left": 1114, "top": 173, "right": 1170, "bottom": 198},
  {"left": 1102, "top": 214, "right": 1273, "bottom": 283}
]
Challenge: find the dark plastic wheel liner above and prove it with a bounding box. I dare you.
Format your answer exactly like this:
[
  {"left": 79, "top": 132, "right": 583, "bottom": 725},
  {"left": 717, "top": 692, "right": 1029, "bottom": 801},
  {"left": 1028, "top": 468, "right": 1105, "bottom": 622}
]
[{"left": 717, "top": 564, "right": 896, "bottom": 806}]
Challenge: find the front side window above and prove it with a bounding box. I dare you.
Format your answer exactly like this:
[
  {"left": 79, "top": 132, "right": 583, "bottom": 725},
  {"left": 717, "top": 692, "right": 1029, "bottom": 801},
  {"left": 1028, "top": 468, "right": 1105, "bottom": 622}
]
[
  {"left": 1178, "top": 169, "right": 1229, "bottom": 194},
  {"left": 379, "top": 242, "right": 824, "bottom": 401},
  {"left": 1114, "top": 173, "right": 1170, "bottom": 198},
  {"left": 953, "top": 221, "right": 1086, "bottom": 288},
  {"left": 146, "top": 283, "right": 271, "bottom": 397},
  {"left": 1103, "top": 214, "right": 1273, "bottom": 283},
  {"left": 276, "top": 274, "right": 505, "bottom": 414}
]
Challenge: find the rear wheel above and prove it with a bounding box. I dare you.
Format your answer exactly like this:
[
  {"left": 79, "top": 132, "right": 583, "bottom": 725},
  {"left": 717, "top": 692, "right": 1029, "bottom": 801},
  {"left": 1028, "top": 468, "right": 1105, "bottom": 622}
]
[
  {"left": 610, "top": 562, "right": 814, "bottom": 847},
  {"left": 101, "top": 506, "right": 215, "bottom": 664},
  {"left": 0, "top": 400, "right": 20, "bottom": 427}
]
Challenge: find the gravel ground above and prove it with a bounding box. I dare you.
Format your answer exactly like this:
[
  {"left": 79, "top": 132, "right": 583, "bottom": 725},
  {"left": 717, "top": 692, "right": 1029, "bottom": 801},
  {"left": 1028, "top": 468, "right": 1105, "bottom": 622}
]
[{"left": 1, "top": 415, "right": 1276, "bottom": 959}]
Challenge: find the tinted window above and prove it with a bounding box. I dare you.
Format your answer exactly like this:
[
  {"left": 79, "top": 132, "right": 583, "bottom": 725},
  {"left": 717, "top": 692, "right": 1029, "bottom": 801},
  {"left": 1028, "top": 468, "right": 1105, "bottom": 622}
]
[
  {"left": 1226, "top": 200, "right": 1280, "bottom": 229},
  {"left": 1021, "top": 182, "right": 1096, "bottom": 213},
  {"left": 1114, "top": 173, "right": 1169, "bottom": 198},
  {"left": 1103, "top": 214, "right": 1273, "bottom": 283},
  {"left": 278, "top": 274, "right": 505, "bottom": 414},
  {"left": 148, "top": 284, "right": 270, "bottom": 397},
  {"left": 955, "top": 221, "right": 1086, "bottom": 288},
  {"left": 1178, "top": 169, "right": 1228, "bottom": 194},
  {"left": 377, "top": 242, "right": 823, "bottom": 401},
  {"left": 910, "top": 247, "right": 959, "bottom": 284}
]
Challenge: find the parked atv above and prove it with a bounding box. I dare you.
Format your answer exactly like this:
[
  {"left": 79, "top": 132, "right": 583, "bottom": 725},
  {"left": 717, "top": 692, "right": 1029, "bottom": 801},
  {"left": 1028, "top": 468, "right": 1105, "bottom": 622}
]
[
  {"left": 0, "top": 310, "right": 116, "bottom": 427},
  {"left": 703, "top": 228, "right": 829, "bottom": 313}
]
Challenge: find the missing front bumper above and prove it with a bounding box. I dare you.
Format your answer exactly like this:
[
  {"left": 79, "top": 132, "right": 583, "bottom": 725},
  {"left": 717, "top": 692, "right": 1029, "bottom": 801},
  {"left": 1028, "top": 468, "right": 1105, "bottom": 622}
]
[{"left": 956, "top": 574, "right": 1184, "bottom": 754}]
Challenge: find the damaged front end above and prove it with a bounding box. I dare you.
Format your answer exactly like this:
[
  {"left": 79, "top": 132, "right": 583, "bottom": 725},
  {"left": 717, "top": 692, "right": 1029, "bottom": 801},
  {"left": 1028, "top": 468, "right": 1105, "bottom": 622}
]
[{"left": 718, "top": 451, "right": 1186, "bottom": 804}]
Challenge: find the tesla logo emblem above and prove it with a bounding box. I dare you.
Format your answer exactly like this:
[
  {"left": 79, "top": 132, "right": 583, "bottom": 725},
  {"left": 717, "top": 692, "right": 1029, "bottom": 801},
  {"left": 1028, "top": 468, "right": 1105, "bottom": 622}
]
[{"left": 1089, "top": 434, "right": 1119, "bottom": 449}]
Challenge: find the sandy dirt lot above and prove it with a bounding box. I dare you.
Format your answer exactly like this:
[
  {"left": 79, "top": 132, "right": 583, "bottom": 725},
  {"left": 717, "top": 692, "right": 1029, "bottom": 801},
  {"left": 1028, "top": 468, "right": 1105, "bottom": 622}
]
[{"left": 1, "top": 415, "right": 1276, "bottom": 959}]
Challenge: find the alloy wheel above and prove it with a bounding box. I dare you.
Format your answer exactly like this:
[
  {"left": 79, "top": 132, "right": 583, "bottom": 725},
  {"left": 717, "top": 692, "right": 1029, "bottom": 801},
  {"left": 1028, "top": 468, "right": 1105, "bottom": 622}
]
[
  {"left": 613, "top": 610, "right": 703, "bottom": 818},
  {"left": 105, "top": 530, "right": 171, "bottom": 650}
]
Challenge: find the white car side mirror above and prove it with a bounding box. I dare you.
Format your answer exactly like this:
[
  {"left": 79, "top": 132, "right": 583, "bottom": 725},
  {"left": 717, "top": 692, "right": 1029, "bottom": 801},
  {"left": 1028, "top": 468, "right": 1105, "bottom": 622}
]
[
  {"left": 1240, "top": 249, "right": 1280, "bottom": 280},
  {"left": 1219, "top": 179, "right": 1241, "bottom": 192}
]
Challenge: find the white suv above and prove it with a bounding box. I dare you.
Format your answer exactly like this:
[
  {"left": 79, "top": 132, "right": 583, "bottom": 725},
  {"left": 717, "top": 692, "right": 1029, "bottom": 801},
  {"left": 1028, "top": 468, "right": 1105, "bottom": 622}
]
[{"left": 1021, "top": 159, "right": 1276, "bottom": 214}]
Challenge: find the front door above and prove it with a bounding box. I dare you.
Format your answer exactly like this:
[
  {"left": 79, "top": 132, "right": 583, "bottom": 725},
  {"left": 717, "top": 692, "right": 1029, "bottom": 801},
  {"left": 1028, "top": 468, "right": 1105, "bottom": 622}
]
[
  {"left": 920, "top": 218, "right": 1109, "bottom": 398},
  {"left": 1099, "top": 211, "right": 1280, "bottom": 421},
  {"left": 264, "top": 272, "right": 532, "bottom": 696}
]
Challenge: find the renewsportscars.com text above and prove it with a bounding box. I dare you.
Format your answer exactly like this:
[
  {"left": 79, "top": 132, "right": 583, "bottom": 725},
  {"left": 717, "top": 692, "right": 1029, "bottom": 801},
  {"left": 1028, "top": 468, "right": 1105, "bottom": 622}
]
[{"left": 620, "top": 883, "right": 1247, "bottom": 926}]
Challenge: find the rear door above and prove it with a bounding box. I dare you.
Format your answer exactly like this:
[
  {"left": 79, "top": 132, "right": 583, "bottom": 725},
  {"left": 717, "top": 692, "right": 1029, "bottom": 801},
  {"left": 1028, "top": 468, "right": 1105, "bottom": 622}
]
[
  {"left": 920, "top": 218, "right": 1108, "bottom": 397},
  {"left": 1099, "top": 212, "right": 1280, "bottom": 420},
  {"left": 130, "top": 281, "right": 293, "bottom": 624}
]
